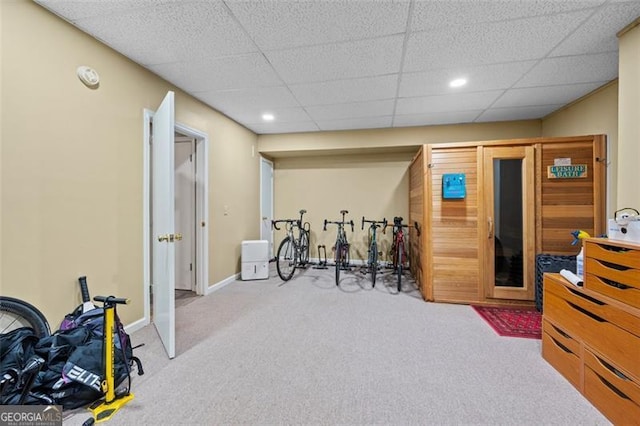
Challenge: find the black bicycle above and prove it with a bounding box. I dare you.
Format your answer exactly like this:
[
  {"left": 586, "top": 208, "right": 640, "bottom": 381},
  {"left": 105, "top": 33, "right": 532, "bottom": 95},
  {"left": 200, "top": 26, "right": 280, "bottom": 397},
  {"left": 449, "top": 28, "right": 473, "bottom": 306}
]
[
  {"left": 324, "top": 210, "right": 354, "bottom": 286},
  {"left": 362, "top": 217, "right": 387, "bottom": 287},
  {"left": 272, "top": 209, "right": 310, "bottom": 281},
  {"left": 0, "top": 296, "right": 50, "bottom": 338}
]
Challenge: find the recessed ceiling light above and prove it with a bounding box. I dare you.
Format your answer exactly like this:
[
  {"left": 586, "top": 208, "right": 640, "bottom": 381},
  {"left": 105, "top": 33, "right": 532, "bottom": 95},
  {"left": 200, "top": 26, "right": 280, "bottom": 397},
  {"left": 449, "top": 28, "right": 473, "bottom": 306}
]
[
  {"left": 262, "top": 113, "right": 275, "bottom": 121},
  {"left": 449, "top": 78, "right": 467, "bottom": 88}
]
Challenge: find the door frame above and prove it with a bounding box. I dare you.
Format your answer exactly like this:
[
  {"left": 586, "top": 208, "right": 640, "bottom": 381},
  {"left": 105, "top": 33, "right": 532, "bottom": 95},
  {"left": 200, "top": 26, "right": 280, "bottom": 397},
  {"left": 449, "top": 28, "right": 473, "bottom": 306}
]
[
  {"left": 260, "top": 156, "right": 274, "bottom": 258},
  {"left": 142, "top": 109, "right": 209, "bottom": 326},
  {"left": 482, "top": 145, "right": 535, "bottom": 301}
]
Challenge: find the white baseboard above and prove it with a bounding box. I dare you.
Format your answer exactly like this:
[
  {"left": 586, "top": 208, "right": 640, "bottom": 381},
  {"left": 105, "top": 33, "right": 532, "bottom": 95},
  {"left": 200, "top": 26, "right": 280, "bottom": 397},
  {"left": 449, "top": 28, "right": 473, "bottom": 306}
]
[
  {"left": 205, "top": 273, "right": 240, "bottom": 295},
  {"left": 124, "top": 316, "right": 149, "bottom": 334}
]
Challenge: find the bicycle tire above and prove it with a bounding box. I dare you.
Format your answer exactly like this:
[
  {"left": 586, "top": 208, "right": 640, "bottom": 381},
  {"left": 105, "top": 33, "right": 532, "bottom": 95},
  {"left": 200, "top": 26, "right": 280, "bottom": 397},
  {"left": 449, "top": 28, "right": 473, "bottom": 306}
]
[
  {"left": 397, "top": 244, "right": 403, "bottom": 292},
  {"left": 0, "top": 296, "right": 51, "bottom": 338},
  {"left": 335, "top": 241, "right": 342, "bottom": 286},
  {"left": 299, "top": 231, "right": 310, "bottom": 266},
  {"left": 276, "top": 237, "right": 297, "bottom": 281},
  {"left": 371, "top": 241, "right": 377, "bottom": 287}
]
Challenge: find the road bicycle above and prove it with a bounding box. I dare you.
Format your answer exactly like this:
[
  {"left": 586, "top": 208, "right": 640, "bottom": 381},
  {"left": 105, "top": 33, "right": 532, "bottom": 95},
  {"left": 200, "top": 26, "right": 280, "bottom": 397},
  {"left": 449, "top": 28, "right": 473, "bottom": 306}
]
[
  {"left": 272, "top": 209, "right": 310, "bottom": 281},
  {"left": 361, "top": 216, "right": 387, "bottom": 287},
  {"left": 387, "top": 217, "right": 420, "bottom": 292},
  {"left": 0, "top": 296, "right": 51, "bottom": 338},
  {"left": 324, "top": 210, "right": 354, "bottom": 286}
]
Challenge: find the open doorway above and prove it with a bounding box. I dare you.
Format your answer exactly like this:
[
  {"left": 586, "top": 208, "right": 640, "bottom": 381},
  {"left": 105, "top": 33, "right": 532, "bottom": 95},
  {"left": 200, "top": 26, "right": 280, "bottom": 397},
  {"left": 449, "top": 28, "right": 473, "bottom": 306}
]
[{"left": 143, "top": 106, "right": 209, "bottom": 358}]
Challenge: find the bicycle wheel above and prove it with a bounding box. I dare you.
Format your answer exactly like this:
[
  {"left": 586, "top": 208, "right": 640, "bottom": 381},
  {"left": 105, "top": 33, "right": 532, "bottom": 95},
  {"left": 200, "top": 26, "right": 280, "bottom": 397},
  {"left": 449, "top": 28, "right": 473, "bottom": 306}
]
[
  {"left": 370, "top": 241, "right": 378, "bottom": 287},
  {"left": 276, "top": 237, "right": 297, "bottom": 281},
  {"left": 0, "top": 296, "right": 50, "bottom": 338},
  {"left": 299, "top": 230, "right": 310, "bottom": 266},
  {"left": 334, "top": 241, "right": 342, "bottom": 286},
  {"left": 397, "top": 244, "right": 403, "bottom": 292}
]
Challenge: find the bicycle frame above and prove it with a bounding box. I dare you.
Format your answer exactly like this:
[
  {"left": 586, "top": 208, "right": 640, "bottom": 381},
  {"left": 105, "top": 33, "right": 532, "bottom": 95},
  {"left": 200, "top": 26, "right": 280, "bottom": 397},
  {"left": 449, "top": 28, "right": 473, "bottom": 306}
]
[
  {"left": 323, "top": 210, "right": 354, "bottom": 286},
  {"left": 272, "top": 209, "right": 310, "bottom": 281},
  {"left": 362, "top": 217, "right": 387, "bottom": 287}
]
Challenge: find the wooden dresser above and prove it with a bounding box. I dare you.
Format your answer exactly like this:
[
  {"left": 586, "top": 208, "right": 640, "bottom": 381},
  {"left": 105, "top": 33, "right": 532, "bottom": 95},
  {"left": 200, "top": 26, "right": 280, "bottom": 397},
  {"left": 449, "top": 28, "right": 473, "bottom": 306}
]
[{"left": 542, "top": 238, "right": 640, "bottom": 425}]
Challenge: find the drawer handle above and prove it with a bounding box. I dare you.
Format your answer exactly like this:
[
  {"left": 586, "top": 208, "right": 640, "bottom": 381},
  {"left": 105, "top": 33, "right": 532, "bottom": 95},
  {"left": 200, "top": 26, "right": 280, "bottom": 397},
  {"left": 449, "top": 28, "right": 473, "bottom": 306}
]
[
  {"left": 598, "top": 259, "right": 631, "bottom": 271},
  {"left": 550, "top": 323, "right": 571, "bottom": 339},
  {"left": 595, "top": 354, "right": 631, "bottom": 381},
  {"left": 550, "top": 336, "right": 573, "bottom": 354},
  {"left": 567, "top": 287, "right": 605, "bottom": 305},
  {"left": 596, "top": 373, "right": 631, "bottom": 401},
  {"left": 601, "top": 277, "right": 630, "bottom": 290},
  {"left": 567, "top": 301, "right": 605, "bottom": 322},
  {"left": 596, "top": 243, "right": 630, "bottom": 253}
]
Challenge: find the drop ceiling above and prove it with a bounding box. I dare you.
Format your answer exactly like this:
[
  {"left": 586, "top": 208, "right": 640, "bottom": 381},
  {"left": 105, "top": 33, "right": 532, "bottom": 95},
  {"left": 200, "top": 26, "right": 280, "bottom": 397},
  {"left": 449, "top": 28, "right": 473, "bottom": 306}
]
[{"left": 35, "top": 0, "right": 640, "bottom": 135}]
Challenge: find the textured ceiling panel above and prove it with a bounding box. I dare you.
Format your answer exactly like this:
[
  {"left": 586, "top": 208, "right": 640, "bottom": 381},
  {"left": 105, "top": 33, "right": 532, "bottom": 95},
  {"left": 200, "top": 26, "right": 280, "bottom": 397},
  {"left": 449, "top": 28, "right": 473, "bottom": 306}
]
[
  {"left": 71, "top": 1, "right": 257, "bottom": 66},
  {"left": 33, "top": 0, "right": 637, "bottom": 135},
  {"left": 399, "top": 61, "right": 537, "bottom": 98},
  {"left": 393, "top": 110, "right": 484, "bottom": 127},
  {"left": 266, "top": 35, "right": 404, "bottom": 85},
  {"left": 476, "top": 104, "right": 564, "bottom": 122},
  {"left": 149, "top": 53, "right": 282, "bottom": 93},
  {"left": 396, "top": 91, "right": 504, "bottom": 115},
  {"left": 225, "top": 0, "right": 410, "bottom": 50},
  {"left": 492, "top": 82, "right": 606, "bottom": 108},
  {"left": 290, "top": 75, "right": 398, "bottom": 106},
  {"left": 410, "top": 0, "right": 604, "bottom": 31},
  {"left": 306, "top": 100, "right": 396, "bottom": 121},
  {"left": 404, "top": 11, "right": 593, "bottom": 72},
  {"left": 515, "top": 52, "right": 619, "bottom": 87},
  {"left": 316, "top": 116, "right": 393, "bottom": 132},
  {"left": 550, "top": 2, "right": 640, "bottom": 56}
]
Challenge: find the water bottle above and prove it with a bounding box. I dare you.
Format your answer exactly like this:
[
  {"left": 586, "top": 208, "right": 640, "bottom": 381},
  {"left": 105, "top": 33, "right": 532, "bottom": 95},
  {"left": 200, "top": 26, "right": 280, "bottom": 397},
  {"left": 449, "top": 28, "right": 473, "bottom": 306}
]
[{"left": 576, "top": 246, "right": 584, "bottom": 279}]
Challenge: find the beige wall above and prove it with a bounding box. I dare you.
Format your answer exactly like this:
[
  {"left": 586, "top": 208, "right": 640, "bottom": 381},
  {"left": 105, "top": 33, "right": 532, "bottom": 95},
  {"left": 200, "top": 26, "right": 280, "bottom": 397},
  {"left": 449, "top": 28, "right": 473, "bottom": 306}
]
[
  {"left": 617, "top": 22, "right": 640, "bottom": 210},
  {"left": 274, "top": 152, "right": 414, "bottom": 264},
  {"left": 541, "top": 82, "right": 619, "bottom": 217},
  {"left": 1, "top": 1, "right": 259, "bottom": 326},
  {"left": 259, "top": 120, "right": 541, "bottom": 156}
]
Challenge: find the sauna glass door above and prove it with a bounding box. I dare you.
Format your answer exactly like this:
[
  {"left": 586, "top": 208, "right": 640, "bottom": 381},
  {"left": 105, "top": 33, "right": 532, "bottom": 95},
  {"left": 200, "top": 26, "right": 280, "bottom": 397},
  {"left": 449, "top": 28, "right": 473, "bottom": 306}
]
[{"left": 483, "top": 146, "right": 535, "bottom": 300}]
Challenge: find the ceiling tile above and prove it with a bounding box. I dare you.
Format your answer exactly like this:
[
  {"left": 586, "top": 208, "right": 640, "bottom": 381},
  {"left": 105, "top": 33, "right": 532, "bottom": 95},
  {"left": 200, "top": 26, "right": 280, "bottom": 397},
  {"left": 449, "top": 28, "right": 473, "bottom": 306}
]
[
  {"left": 550, "top": 2, "right": 640, "bottom": 56},
  {"left": 71, "top": 1, "right": 257, "bottom": 66},
  {"left": 476, "top": 104, "right": 563, "bottom": 122},
  {"left": 149, "top": 54, "right": 281, "bottom": 92},
  {"left": 225, "top": 0, "right": 410, "bottom": 50},
  {"left": 306, "top": 100, "right": 396, "bottom": 122},
  {"left": 493, "top": 82, "right": 606, "bottom": 108},
  {"left": 514, "top": 52, "right": 618, "bottom": 87},
  {"left": 247, "top": 121, "right": 320, "bottom": 135},
  {"left": 396, "top": 91, "right": 504, "bottom": 115},
  {"left": 316, "top": 116, "right": 393, "bottom": 132},
  {"left": 290, "top": 75, "right": 398, "bottom": 106},
  {"left": 411, "top": 0, "right": 604, "bottom": 31},
  {"left": 404, "top": 10, "right": 593, "bottom": 72},
  {"left": 34, "top": 0, "right": 179, "bottom": 21},
  {"left": 238, "top": 107, "right": 314, "bottom": 126},
  {"left": 266, "top": 35, "right": 404, "bottom": 85},
  {"left": 393, "top": 110, "right": 484, "bottom": 127},
  {"left": 195, "top": 86, "right": 300, "bottom": 119},
  {"left": 399, "top": 61, "right": 537, "bottom": 98}
]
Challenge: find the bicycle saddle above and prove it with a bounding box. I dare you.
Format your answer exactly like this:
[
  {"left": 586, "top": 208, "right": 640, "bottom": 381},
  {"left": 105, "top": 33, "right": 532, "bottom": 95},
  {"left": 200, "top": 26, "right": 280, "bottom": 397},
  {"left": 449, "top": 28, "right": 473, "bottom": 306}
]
[
  {"left": 340, "top": 210, "right": 349, "bottom": 215},
  {"left": 300, "top": 209, "right": 307, "bottom": 214}
]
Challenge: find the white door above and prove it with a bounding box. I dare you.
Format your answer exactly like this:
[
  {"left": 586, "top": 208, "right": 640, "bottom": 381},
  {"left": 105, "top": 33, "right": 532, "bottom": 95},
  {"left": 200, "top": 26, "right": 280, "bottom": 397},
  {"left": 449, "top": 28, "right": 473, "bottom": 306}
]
[
  {"left": 152, "top": 91, "right": 176, "bottom": 359},
  {"left": 260, "top": 157, "right": 274, "bottom": 258},
  {"left": 175, "top": 139, "right": 195, "bottom": 291}
]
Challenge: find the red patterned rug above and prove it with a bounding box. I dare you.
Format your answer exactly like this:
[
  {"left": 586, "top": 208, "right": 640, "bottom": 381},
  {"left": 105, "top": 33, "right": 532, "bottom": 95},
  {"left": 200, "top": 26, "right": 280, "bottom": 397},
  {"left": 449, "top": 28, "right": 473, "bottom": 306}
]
[{"left": 471, "top": 305, "right": 542, "bottom": 339}]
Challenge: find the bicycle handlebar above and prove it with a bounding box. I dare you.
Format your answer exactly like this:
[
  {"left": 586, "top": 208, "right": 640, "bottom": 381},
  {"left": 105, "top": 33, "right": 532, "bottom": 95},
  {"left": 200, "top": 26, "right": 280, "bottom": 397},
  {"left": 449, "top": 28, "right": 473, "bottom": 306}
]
[
  {"left": 362, "top": 216, "right": 387, "bottom": 230},
  {"left": 324, "top": 219, "right": 354, "bottom": 232},
  {"left": 271, "top": 219, "right": 301, "bottom": 231}
]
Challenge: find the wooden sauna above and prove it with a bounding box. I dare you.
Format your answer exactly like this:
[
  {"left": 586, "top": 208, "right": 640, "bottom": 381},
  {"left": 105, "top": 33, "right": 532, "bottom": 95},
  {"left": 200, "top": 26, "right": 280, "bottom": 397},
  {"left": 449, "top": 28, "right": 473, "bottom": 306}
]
[{"left": 408, "top": 135, "right": 607, "bottom": 305}]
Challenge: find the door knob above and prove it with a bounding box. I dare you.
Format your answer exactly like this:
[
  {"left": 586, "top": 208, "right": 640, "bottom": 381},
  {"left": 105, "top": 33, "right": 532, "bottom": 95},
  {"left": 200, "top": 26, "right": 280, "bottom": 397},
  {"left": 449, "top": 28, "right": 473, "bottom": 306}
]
[
  {"left": 158, "top": 234, "right": 169, "bottom": 242},
  {"left": 174, "top": 233, "right": 183, "bottom": 241}
]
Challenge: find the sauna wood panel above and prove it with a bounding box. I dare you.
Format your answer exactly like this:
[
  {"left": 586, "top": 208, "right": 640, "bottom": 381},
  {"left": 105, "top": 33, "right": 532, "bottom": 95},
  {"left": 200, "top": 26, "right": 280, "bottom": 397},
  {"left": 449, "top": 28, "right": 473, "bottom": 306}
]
[{"left": 409, "top": 147, "right": 424, "bottom": 290}]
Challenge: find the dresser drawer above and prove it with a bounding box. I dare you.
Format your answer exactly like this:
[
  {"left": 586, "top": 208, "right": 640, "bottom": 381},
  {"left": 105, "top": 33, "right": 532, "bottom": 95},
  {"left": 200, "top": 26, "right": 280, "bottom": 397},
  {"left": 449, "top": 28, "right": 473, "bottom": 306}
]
[
  {"left": 542, "top": 322, "right": 581, "bottom": 390},
  {"left": 584, "top": 239, "right": 640, "bottom": 310},
  {"left": 544, "top": 278, "right": 640, "bottom": 381},
  {"left": 584, "top": 348, "right": 640, "bottom": 425},
  {"left": 543, "top": 319, "right": 581, "bottom": 354}
]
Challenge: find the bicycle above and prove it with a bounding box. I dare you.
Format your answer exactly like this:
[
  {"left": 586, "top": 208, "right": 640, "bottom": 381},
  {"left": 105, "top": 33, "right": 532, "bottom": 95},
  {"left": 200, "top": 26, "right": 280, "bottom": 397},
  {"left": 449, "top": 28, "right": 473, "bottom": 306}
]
[
  {"left": 323, "top": 210, "right": 354, "bottom": 286},
  {"left": 387, "top": 217, "right": 420, "bottom": 292},
  {"left": 0, "top": 296, "right": 51, "bottom": 338},
  {"left": 272, "top": 209, "right": 310, "bottom": 281},
  {"left": 361, "top": 216, "right": 387, "bottom": 287}
]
